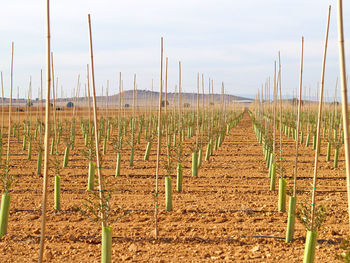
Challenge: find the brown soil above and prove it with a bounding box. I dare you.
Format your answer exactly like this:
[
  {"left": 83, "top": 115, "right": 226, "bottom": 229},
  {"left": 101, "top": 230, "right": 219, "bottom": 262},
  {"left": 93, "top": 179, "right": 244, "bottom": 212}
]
[{"left": 0, "top": 111, "right": 348, "bottom": 262}]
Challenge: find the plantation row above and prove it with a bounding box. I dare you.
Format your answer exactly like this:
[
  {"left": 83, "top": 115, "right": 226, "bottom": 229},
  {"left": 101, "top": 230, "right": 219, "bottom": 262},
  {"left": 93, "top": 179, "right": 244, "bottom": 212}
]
[{"left": 0, "top": 104, "right": 245, "bottom": 261}]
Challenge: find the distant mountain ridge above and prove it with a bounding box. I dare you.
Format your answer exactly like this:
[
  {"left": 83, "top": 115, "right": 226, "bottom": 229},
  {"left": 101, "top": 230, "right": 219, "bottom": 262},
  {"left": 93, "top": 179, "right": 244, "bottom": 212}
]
[
  {"left": 75, "top": 90, "right": 253, "bottom": 106},
  {"left": 1, "top": 90, "right": 253, "bottom": 106}
]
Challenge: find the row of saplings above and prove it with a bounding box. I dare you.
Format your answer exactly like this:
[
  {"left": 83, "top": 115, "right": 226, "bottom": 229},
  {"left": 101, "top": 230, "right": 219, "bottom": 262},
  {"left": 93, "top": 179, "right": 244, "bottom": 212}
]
[
  {"left": 0, "top": 108, "right": 244, "bottom": 262},
  {"left": 250, "top": 108, "right": 350, "bottom": 263}
]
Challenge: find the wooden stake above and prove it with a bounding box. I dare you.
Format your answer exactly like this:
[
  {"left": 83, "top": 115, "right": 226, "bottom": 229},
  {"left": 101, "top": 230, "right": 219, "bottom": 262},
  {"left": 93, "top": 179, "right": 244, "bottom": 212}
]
[
  {"left": 6, "top": 43, "right": 14, "bottom": 163},
  {"left": 337, "top": 0, "right": 350, "bottom": 229},
  {"left": 40, "top": 69, "right": 43, "bottom": 136},
  {"left": 154, "top": 37, "right": 163, "bottom": 239},
  {"left": 1, "top": 72, "right": 4, "bottom": 134},
  {"left": 310, "top": 5, "right": 331, "bottom": 230},
  {"left": 201, "top": 74, "right": 204, "bottom": 146},
  {"left": 211, "top": 80, "right": 214, "bottom": 127},
  {"left": 208, "top": 78, "right": 211, "bottom": 139},
  {"left": 87, "top": 64, "right": 91, "bottom": 135},
  {"left": 106, "top": 80, "right": 109, "bottom": 120},
  {"left": 165, "top": 57, "right": 168, "bottom": 146},
  {"left": 38, "top": 1, "right": 51, "bottom": 261},
  {"left": 17, "top": 85, "right": 19, "bottom": 126},
  {"left": 122, "top": 80, "right": 125, "bottom": 119},
  {"left": 173, "top": 85, "right": 177, "bottom": 120},
  {"left": 273, "top": 61, "right": 277, "bottom": 161},
  {"left": 278, "top": 52, "right": 283, "bottom": 177},
  {"left": 196, "top": 73, "right": 199, "bottom": 148},
  {"left": 36, "top": 87, "right": 39, "bottom": 122},
  {"left": 88, "top": 14, "right": 107, "bottom": 228},
  {"left": 293, "top": 36, "right": 304, "bottom": 197},
  {"left": 178, "top": 62, "right": 182, "bottom": 134},
  {"left": 55, "top": 77, "right": 59, "bottom": 122},
  {"left": 51, "top": 52, "right": 57, "bottom": 150},
  {"left": 151, "top": 79, "right": 154, "bottom": 113},
  {"left": 72, "top": 75, "right": 80, "bottom": 119},
  {"left": 132, "top": 74, "right": 136, "bottom": 148},
  {"left": 118, "top": 72, "right": 121, "bottom": 127},
  {"left": 28, "top": 77, "right": 32, "bottom": 129}
]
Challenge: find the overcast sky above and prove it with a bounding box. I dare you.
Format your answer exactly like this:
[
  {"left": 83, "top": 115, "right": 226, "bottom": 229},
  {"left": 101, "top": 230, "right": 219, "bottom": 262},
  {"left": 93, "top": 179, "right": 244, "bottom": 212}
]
[{"left": 0, "top": 0, "right": 349, "bottom": 99}]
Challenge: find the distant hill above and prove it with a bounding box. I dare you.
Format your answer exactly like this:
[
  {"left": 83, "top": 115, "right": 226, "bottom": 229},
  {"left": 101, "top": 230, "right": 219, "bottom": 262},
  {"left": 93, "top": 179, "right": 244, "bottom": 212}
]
[
  {"left": 65, "top": 90, "right": 253, "bottom": 107},
  {"left": 2, "top": 90, "right": 253, "bottom": 107}
]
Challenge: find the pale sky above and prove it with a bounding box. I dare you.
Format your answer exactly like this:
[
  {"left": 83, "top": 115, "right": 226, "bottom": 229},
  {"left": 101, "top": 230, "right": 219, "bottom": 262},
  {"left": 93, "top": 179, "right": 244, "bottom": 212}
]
[{"left": 0, "top": 0, "right": 349, "bottom": 99}]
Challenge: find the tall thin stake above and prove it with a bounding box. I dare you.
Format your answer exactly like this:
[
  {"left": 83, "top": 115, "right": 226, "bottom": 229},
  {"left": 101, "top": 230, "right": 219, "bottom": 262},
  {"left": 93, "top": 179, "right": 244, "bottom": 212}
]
[
  {"left": 6, "top": 43, "right": 14, "bottom": 163},
  {"left": 51, "top": 52, "right": 57, "bottom": 149},
  {"left": 118, "top": 72, "right": 121, "bottom": 128},
  {"left": 201, "top": 74, "right": 204, "bottom": 145},
  {"left": 88, "top": 14, "right": 107, "bottom": 228},
  {"left": 278, "top": 52, "right": 283, "bottom": 177},
  {"left": 154, "top": 37, "right": 163, "bottom": 239},
  {"left": 165, "top": 57, "right": 168, "bottom": 147},
  {"left": 1, "top": 72, "right": 4, "bottom": 134},
  {"left": 196, "top": 73, "right": 199, "bottom": 148},
  {"left": 310, "top": 6, "right": 331, "bottom": 230},
  {"left": 178, "top": 62, "right": 182, "bottom": 136},
  {"left": 38, "top": 0, "right": 51, "bottom": 260},
  {"left": 40, "top": 70, "right": 43, "bottom": 136},
  {"left": 293, "top": 36, "right": 304, "bottom": 196},
  {"left": 337, "top": 0, "right": 350, "bottom": 228},
  {"left": 0, "top": 72, "right": 4, "bottom": 134},
  {"left": 273, "top": 61, "right": 277, "bottom": 161},
  {"left": 87, "top": 64, "right": 91, "bottom": 135}
]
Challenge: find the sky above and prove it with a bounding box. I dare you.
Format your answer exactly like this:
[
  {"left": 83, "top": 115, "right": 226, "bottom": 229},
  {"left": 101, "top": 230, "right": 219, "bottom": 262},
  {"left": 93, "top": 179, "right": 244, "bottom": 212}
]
[{"left": 0, "top": 0, "right": 349, "bottom": 100}]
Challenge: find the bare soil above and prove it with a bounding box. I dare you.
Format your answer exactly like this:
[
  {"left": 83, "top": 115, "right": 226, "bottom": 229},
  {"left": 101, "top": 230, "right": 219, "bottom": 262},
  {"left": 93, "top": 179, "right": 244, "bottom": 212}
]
[{"left": 0, "top": 111, "right": 348, "bottom": 262}]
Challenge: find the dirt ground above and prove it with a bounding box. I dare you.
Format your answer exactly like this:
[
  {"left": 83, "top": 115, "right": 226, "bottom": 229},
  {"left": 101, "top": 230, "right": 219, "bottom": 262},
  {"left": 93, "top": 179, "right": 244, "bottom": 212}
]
[{"left": 0, "top": 111, "right": 348, "bottom": 262}]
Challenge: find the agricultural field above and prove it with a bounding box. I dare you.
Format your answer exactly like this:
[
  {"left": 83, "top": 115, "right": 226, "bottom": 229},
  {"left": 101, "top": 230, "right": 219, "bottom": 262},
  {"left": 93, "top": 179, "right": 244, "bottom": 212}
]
[
  {"left": 1, "top": 1, "right": 350, "bottom": 263},
  {"left": 0, "top": 101, "right": 349, "bottom": 262}
]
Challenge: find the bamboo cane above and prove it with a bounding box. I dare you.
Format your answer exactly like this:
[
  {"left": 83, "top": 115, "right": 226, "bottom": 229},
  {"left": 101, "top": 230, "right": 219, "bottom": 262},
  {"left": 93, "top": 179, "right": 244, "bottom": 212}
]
[
  {"left": 87, "top": 64, "right": 91, "bottom": 135},
  {"left": 337, "top": 0, "right": 350, "bottom": 229},
  {"left": 286, "top": 37, "right": 304, "bottom": 243},
  {"left": 310, "top": 5, "right": 331, "bottom": 231},
  {"left": 6, "top": 42, "right": 13, "bottom": 175},
  {"left": 118, "top": 72, "right": 121, "bottom": 130},
  {"left": 72, "top": 75, "right": 79, "bottom": 119},
  {"left": 38, "top": 2, "right": 51, "bottom": 261},
  {"left": 211, "top": 79, "right": 214, "bottom": 128},
  {"left": 88, "top": 14, "right": 107, "bottom": 228},
  {"left": 151, "top": 79, "right": 153, "bottom": 114},
  {"left": 293, "top": 37, "right": 304, "bottom": 196},
  {"left": 154, "top": 37, "right": 163, "bottom": 239},
  {"left": 29, "top": 77, "right": 32, "bottom": 137},
  {"left": 201, "top": 74, "right": 204, "bottom": 146},
  {"left": 278, "top": 52, "right": 283, "bottom": 176},
  {"left": 106, "top": 80, "right": 109, "bottom": 121},
  {"left": 273, "top": 61, "right": 277, "bottom": 162},
  {"left": 36, "top": 87, "right": 40, "bottom": 123},
  {"left": 131, "top": 74, "right": 136, "bottom": 161},
  {"left": 165, "top": 57, "right": 168, "bottom": 147},
  {"left": 196, "top": 73, "right": 199, "bottom": 149},
  {"left": 40, "top": 70, "right": 43, "bottom": 143},
  {"left": 222, "top": 82, "right": 225, "bottom": 123},
  {"left": 178, "top": 62, "right": 182, "bottom": 138},
  {"left": 55, "top": 77, "right": 59, "bottom": 123},
  {"left": 50, "top": 53, "right": 57, "bottom": 151},
  {"left": 1, "top": 72, "right": 3, "bottom": 134},
  {"left": 208, "top": 78, "right": 210, "bottom": 143},
  {"left": 173, "top": 85, "right": 177, "bottom": 125},
  {"left": 122, "top": 80, "right": 125, "bottom": 119}
]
